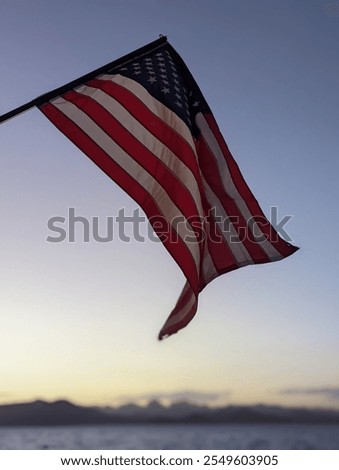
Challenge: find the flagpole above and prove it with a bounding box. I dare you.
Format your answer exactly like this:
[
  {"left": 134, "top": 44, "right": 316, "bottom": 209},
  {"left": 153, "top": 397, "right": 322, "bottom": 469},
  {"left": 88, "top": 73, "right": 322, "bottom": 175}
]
[
  {"left": 0, "top": 99, "right": 38, "bottom": 125},
  {"left": 0, "top": 35, "right": 167, "bottom": 125}
]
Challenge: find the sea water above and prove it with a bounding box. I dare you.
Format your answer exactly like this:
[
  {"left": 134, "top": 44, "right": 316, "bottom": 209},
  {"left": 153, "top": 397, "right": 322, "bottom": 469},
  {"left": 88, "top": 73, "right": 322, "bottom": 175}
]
[{"left": 0, "top": 424, "right": 338, "bottom": 450}]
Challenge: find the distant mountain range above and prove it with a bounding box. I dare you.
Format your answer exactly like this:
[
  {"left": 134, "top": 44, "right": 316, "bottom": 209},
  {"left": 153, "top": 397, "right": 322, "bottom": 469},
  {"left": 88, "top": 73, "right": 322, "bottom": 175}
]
[{"left": 0, "top": 400, "right": 339, "bottom": 426}]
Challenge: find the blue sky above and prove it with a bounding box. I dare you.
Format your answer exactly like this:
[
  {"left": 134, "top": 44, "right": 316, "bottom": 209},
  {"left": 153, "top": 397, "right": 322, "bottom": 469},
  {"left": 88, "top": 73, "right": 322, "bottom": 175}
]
[{"left": 0, "top": 0, "right": 338, "bottom": 409}]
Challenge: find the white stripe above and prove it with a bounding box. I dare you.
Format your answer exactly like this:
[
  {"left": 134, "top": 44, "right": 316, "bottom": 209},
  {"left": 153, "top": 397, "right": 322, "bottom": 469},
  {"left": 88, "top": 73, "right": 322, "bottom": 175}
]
[
  {"left": 202, "top": 243, "right": 218, "bottom": 285},
  {"left": 97, "top": 74, "right": 197, "bottom": 156},
  {"left": 201, "top": 241, "right": 219, "bottom": 283},
  {"left": 161, "top": 284, "right": 197, "bottom": 331},
  {"left": 196, "top": 112, "right": 282, "bottom": 261},
  {"left": 51, "top": 98, "right": 201, "bottom": 270},
  {"left": 203, "top": 178, "right": 254, "bottom": 267}
]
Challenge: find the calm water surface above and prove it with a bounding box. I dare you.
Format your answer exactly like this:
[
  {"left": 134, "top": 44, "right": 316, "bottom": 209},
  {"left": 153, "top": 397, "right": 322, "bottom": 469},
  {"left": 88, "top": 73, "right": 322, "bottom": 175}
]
[{"left": 0, "top": 424, "right": 338, "bottom": 450}]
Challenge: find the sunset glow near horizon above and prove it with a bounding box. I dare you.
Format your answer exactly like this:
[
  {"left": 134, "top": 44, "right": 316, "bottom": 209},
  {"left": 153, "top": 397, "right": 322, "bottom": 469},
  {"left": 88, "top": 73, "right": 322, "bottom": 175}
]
[{"left": 0, "top": 0, "right": 338, "bottom": 411}]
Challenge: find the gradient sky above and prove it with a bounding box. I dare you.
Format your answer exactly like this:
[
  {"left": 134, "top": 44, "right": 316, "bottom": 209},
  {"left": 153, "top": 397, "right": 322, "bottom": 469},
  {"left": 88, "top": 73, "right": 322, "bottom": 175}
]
[{"left": 0, "top": 0, "right": 338, "bottom": 410}]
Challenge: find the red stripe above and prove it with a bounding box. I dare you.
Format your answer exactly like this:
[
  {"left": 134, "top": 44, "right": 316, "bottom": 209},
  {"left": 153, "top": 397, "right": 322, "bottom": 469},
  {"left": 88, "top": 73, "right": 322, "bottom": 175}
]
[
  {"left": 159, "top": 300, "right": 197, "bottom": 339},
  {"left": 170, "top": 282, "right": 193, "bottom": 313},
  {"left": 205, "top": 114, "right": 298, "bottom": 258},
  {"left": 159, "top": 286, "right": 198, "bottom": 340},
  {"left": 202, "top": 217, "right": 238, "bottom": 276},
  {"left": 87, "top": 78, "right": 203, "bottom": 188},
  {"left": 197, "top": 134, "right": 271, "bottom": 264},
  {"left": 40, "top": 102, "right": 200, "bottom": 293}
]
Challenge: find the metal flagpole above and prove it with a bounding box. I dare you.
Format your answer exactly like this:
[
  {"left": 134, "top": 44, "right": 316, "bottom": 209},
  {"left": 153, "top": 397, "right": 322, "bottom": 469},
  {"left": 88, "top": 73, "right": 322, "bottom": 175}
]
[{"left": 0, "top": 35, "right": 167, "bottom": 125}]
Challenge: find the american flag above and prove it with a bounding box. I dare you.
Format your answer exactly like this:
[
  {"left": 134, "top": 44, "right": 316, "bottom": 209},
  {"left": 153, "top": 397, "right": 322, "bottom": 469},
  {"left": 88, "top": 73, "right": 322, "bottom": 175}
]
[{"left": 39, "top": 37, "right": 298, "bottom": 339}]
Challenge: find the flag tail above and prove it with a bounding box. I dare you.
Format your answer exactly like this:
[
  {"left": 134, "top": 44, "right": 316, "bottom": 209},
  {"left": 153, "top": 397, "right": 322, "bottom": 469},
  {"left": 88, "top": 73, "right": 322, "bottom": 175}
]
[{"left": 158, "top": 282, "right": 198, "bottom": 340}]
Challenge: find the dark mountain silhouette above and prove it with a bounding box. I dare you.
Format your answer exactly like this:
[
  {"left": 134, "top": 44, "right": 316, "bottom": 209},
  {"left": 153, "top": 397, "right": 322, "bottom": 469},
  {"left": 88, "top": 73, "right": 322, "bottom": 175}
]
[
  {"left": 0, "top": 400, "right": 111, "bottom": 426},
  {"left": 0, "top": 399, "right": 338, "bottom": 427}
]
